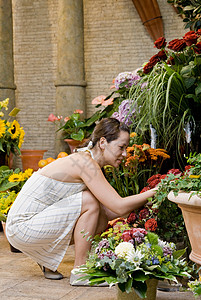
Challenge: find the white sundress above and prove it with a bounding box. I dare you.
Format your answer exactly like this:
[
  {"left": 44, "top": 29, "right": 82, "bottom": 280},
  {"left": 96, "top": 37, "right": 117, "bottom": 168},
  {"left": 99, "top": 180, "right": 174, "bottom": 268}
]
[{"left": 6, "top": 172, "right": 86, "bottom": 271}]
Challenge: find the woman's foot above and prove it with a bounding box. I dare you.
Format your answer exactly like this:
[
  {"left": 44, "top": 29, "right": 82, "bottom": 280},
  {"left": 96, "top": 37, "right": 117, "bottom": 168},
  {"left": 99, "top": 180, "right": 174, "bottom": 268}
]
[{"left": 38, "top": 264, "right": 63, "bottom": 280}]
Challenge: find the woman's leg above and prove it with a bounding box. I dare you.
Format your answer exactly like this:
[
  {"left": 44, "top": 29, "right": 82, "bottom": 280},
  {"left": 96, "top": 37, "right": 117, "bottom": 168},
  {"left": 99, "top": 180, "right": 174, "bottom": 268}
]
[{"left": 73, "top": 190, "right": 100, "bottom": 267}]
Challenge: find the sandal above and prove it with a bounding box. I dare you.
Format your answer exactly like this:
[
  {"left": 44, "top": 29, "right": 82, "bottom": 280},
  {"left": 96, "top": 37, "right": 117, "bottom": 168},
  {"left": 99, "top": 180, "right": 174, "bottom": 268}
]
[{"left": 38, "top": 263, "right": 63, "bottom": 280}]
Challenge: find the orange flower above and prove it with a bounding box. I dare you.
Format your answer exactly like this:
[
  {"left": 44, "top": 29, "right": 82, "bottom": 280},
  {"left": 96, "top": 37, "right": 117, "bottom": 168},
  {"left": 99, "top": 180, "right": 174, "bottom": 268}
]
[
  {"left": 74, "top": 109, "right": 83, "bottom": 114},
  {"left": 101, "top": 97, "right": 114, "bottom": 106},
  {"left": 91, "top": 95, "right": 106, "bottom": 105}
]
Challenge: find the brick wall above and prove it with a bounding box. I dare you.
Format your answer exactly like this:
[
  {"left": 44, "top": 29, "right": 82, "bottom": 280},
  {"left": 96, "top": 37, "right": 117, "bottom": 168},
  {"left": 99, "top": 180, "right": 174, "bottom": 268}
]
[{"left": 12, "top": 0, "right": 186, "bottom": 164}]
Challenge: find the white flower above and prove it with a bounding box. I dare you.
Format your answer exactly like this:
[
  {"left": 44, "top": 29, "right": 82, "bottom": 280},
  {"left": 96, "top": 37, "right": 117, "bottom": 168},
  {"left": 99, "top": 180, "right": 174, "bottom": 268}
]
[
  {"left": 115, "top": 242, "right": 134, "bottom": 259},
  {"left": 126, "top": 248, "right": 144, "bottom": 267}
]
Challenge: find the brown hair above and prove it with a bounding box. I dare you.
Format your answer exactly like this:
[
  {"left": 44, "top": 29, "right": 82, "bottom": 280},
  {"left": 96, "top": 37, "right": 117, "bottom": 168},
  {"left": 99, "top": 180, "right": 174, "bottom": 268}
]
[{"left": 90, "top": 118, "right": 129, "bottom": 148}]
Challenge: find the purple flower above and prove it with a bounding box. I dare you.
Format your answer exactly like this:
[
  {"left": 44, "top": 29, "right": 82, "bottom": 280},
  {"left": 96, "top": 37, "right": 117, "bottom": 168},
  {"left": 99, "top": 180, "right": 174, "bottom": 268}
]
[
  {"left": 163, "top": 246, "right": 173, "bottom": 257},
  {"left": 95, "top": 239, "right": 110, "bottom": 254},
  {"left": 98, "top": 250, "right": 117, "bottom": 260},
  {"left": 114, "top": 70, "right": 141, "bottom": 90},
  {"left": 112, "top": 99, "right": 136, "bottom": 126},
  {"left": 132, "top": 231, "right": 145, "bottom": 244}
]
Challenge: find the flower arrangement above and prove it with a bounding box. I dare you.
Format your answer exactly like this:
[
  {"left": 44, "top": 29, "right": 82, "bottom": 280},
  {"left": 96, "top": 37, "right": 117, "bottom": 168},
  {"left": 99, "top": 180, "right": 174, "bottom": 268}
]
[
  {"left": 129, "top": 30, "right": 201, "bottom": 166},
  {"left": 188, "top": 276, "right": 201, "bottom": 297},
  {"left": 0, "top": 166, "right": 33, "bottom": 222},
  {"left": 0, "top": 98, "right": 25, "bottom": 158},
  {"left": 74, "top": 224, "right": 190, "bottom": 298}
]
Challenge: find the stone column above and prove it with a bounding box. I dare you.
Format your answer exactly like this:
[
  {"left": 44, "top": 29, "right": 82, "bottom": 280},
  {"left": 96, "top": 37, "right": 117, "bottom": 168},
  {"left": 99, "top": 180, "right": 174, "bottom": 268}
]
[
  {"left": 0, "top": 0, "right": 16, "bottom": 115},
  {"left": 55, "top": 0, "right": 86, "bottom": 153}
]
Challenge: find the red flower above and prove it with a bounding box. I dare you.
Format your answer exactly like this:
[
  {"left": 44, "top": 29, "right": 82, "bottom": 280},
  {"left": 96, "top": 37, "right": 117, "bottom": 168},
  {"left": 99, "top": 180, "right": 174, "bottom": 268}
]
[
  {"left": 122, "top": 230, "right": 133, "bottom": 242},
  {"left": 167, "top": 168, "right": 182, "bottom": 175},
  {"left": 149, "top": 54, "right": 160, "bottom": 64},
  {"left": 143, "top": 62, "right": 154, "bottom": 74},
  {"left": 140, "top": 186, "right": 150, "bottom": 193},
  {"left": 139, "top": 208, "right": 150, "bottom": 220},
  {"left": 194, "top": 42, "right": 201, "bottom": 54},
  {"left": 147, "top": 174, "right": 161, "bottom": 184},
  {"left": 127, "top": 212, "right": 137, "bottom": 224},
  {"left": 157, "top": 50, "right": 167, "bottom": 61},
  {"left": 183, "top": 31, "right": 198, "bottom": 46},
  {"left": 154, "top": 37, "right": 167, "bottom": 49},
  {"left": 196, "top": 29, "right": 201, "bottom": 36},
  {"left": 185, "top": 165, "right": 192, "bottom": 172},
  {"left": 160, "top": 174, "right": 167, "bottom": 180},
  {"left": 168, "top": 39, "right": 186, "bottom": 51},
  {"left": 149, "top": 178, "right": 160, "bottom": 188},
  {"left": 145, "top": 218, "right": 157, "bottom": 231}
]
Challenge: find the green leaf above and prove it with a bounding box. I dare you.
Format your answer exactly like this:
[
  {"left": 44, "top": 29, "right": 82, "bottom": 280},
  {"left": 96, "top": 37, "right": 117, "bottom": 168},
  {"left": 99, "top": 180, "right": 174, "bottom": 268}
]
[
  {"left": 0, "top": 212, "right": 7, "bottom": 222},
  {"left": 0, "top": 181, "right": 19, "bottom": 192},
  {"left": 173, "top": 248, "right": 186, "bottom": 259},
  {"left": 132, "top": 280, "right": 147, "bottom": 299},
  {"left": 183, "top": 77, "right": 196, "bottom": 89},
  {"left": 71, "top": 129, "right": 85, "bottom": 141},
  {"left": 125, "top": 277, "right": 133, "bottom": 293},
  {"left": 8, "top": 107, "right": 20, "bottom": 117},
  {"left": 132, "top": 270, "right": 148, "bottom": 282},
  {"left": 147, "top": 232, "right": 158, "bottom": 245},
  {"left": 195, "top": 83, "right": 201, "bottom": 96}
]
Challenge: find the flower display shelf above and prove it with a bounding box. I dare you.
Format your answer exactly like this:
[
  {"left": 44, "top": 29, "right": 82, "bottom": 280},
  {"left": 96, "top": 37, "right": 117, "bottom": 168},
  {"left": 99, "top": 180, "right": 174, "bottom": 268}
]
[
  {"left": 64, "top": 139, "right": 88, "bottom": 153},
  {"left": 132, "top": 0, "right": 164, "bottom": 41},
  {"left": 20, "top": 149, "right": 47, "bottom": 171},
  {"left": 168, "top": 191, "right": 201, "bottom": 272},
  {"left": 117, "top": 279, "right": 158, "bottom": 300}
]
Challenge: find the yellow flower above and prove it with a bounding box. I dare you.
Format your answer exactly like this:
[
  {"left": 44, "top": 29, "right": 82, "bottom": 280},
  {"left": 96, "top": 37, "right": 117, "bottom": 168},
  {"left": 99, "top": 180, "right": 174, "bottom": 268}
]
[
  {"left": 0, "top": 119, "right": 6, "bottom": 138},
  {"left": 23, "top": 168, "right": 33, "bottom": 179},
  {"left": 8, "top": 120, "right": 21, "bottom": 139},
  {"left": 0, "top": 112, "right": 4, "bottom": 117},
  {"left": 0, "top": 98, "right": 9, "bottom": 110},
  {"left": 8, "top": 173, "right": 24, "bottom": 182},
  {"left": 18, "top": 127, "right": 25, "bottom": 148},
  {"left": 189, "top": 175, "right": 200, "bottom": 179},
  {"left": 130, "top": 132, "right": 137, "bottom": 138}
]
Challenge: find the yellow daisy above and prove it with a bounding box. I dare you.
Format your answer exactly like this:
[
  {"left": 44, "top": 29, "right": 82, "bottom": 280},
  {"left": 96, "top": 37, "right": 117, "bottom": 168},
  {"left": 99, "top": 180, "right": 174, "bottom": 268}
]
[
  {"left": 8, "top": 120, "right": 21, "bottom": 139},
  {"left": 0, "top": 119, "right": 6, "bottom": 138}
]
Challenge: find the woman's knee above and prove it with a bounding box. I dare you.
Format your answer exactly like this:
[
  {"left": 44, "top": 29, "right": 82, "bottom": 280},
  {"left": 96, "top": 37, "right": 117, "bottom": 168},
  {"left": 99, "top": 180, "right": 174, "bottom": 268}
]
[{"left": 82, "top": 190, "right": 100, "bottom": 214}]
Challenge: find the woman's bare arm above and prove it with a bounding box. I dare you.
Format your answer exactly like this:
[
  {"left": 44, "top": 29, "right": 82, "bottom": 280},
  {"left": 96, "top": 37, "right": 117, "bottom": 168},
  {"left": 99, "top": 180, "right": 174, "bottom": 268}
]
[{"left": 73, "top": 154, "right": 156, "bottom": 215}]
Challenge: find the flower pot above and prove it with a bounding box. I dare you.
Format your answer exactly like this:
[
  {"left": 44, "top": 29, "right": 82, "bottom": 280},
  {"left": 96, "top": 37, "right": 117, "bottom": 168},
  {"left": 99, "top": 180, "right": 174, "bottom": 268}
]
[
  {"left": 132, "top": 0, "right": 164, "bottom": 41},
  {"left": 1, "top": 221, "right": 21, "bottom": 253},
  {"left": 117, "top": 279, "right": 158, "bottom": 300},
  {"left": 20, "top": 149, "right": 47, "bottom": 171},
  {"left": 168, "top": 191, "right": 201, "bottom": 268},
  {"left": 64, "top": 139, "right": 88, "bottom": 153}
]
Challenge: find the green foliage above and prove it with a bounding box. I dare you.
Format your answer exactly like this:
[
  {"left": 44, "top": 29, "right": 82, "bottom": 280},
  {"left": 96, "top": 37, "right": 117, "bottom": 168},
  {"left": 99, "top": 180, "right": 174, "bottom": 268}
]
[{"left": 167, "top": 0, "right": 201, "bottom": 30}]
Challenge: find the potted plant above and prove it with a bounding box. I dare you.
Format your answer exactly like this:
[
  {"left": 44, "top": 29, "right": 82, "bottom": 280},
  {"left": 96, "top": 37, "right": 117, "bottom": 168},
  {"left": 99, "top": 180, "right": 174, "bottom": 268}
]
[
  {"left": 0, "top": 98, "right": 25, "bottom": 167},
  {"left": 150, "top": 153, "right": 201, "bottom": 276},
  {"left": 72, "top": 221, "right": 190, "bottom": 299}
]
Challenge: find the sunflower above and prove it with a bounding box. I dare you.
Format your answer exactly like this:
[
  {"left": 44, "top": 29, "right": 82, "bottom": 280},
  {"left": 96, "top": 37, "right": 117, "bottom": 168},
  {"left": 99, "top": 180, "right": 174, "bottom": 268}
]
[
  {"left": 8, "top": 173, "right": 24, "bottom": 182},
  {"left": 18, "top": 127, "right": 25, "bottom": 148},
  {"left": 8, "top": 120, "right": 21, "bottom": 139},
  {"left": 23, "top": 168, "right": 33, "bottom": 179},
  {"left": 0, "top": 120, "right": 6, "bottom": 138}
]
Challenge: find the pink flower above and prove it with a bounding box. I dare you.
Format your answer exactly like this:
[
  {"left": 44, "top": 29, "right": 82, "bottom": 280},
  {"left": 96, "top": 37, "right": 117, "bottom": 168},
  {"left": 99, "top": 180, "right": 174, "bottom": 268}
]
[
  {"left": 64, "top": 117, "right": 70, "bottom": 122},
  {"left": 122, "top": 230, "right": 132, "bottom": 242},
  {"left": 74, "top": 109, "right": 83, "bottom": 114},
  {"left": 101, "top": 97, "right": 114, "bottom": 106},
  {"left": 47, "top": 113, "right": 58, "bottom": 122},
  {"left": 92, "top": 95, "right": 106, "bottom": 105}
]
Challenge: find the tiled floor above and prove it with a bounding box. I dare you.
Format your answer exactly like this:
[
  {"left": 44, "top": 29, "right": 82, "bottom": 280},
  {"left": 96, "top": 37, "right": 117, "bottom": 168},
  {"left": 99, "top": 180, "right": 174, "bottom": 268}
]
[{"left": 0, "top": 231, "right": 195, "bottom": 300}]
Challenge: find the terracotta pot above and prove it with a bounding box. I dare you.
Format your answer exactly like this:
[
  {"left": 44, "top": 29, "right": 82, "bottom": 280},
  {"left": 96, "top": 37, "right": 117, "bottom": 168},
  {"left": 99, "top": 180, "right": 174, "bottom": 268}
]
[
  {"left": 117, "top": 279, "right": 158, "bottom": 300},
  {"left": 1, "top": 221, "right": 21, "bottom": 253},
  {"left": 132, "top": 0, "right": 164, "bottom": 41},
  {"left": 168, "top": 191, "right": 201, "bottom": 269},
  {"left": 20, "top": 149, "right": 47, "bottom": 171},
  {"left": 64, "top": 139, "right": 88, "bottom": 153}
]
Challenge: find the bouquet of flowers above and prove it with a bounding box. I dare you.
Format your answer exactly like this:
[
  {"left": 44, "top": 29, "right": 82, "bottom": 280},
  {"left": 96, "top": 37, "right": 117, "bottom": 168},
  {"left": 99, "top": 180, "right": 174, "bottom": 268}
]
[{"left": 74, "top": 223, "right": 190, "bottom": 298}]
